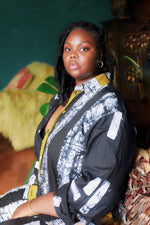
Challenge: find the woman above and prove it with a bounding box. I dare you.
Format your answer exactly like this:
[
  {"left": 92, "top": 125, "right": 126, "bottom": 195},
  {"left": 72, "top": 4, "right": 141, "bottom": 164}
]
[{"left": 0, "top": 21, "right": 136, "bottom": 225}]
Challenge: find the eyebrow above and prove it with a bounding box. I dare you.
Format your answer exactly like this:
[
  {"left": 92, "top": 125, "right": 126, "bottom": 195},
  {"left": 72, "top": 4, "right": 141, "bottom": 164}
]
[{"left": 64, "top": 41, "right": 92, "bottom": 45}]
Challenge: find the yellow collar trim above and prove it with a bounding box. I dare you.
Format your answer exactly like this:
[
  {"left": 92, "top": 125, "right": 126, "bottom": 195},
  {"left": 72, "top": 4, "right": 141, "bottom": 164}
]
[{"left": 95, "top": 73, "right": 110, "bottom": 86}]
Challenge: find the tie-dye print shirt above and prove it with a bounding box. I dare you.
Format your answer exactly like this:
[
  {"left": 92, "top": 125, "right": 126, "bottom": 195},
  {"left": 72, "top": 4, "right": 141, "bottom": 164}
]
[{"left": 30, "top": 73, "right": 136, "bottom": 224}]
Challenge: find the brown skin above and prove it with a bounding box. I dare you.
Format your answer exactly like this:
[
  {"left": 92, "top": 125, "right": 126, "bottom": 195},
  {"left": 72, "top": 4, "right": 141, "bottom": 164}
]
[
  {"left": 11, "top": 28, "right": 101, "bottom": 220},
  {"left": 11, "top": 192, "right": 58, "bottom": 219}
]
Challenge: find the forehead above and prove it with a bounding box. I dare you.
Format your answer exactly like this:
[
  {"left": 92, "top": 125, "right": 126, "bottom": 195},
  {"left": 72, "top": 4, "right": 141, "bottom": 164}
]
[{"left": 64, "top": 28, "right": 97, "bottom": 44}]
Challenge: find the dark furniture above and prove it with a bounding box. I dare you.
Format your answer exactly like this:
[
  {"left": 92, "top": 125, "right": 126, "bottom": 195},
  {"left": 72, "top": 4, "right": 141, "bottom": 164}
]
[{"left": 103, "top": 18, "right": 150, "bottom": 148}]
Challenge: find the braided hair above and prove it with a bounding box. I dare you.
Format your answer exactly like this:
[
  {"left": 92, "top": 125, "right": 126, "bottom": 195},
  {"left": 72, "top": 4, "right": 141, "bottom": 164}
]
[{"left": 54, "top": 21, "right": 113, "bottom": 105}]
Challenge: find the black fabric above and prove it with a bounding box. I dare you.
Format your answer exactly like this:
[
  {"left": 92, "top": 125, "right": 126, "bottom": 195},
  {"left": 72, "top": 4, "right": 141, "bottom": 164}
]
[
  {"left": 48, "top": 85, "right": 115, "bottom": 153},
  {"left": 1, "top": 216, "right": 38, "bottom": 225},
  {"left": 47, "top": 85, "right": 115, "bottom": 192},
  {"left": 34, "top": 96, "right": 60, "bottom": 159},
  {"left": 53, "top": 90, "right": 136, "bottom": 223},
  {"left": 31, "top": 83, "right": 136, "bottom": 224},
  {"left": 0, "top": 189, "right": 25, "bottom": 207},
  {"left": 1, "top": 214, "right": 53, "bottom": 225}
]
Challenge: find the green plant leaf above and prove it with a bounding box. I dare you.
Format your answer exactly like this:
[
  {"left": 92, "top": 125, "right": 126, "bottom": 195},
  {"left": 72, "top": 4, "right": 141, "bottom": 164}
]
[
  {"left": 36, "top": 76, "right": 58, "bottom": 116},
  {"left": 37, "top": 83, "right": 58, "bottom": 95},
  {"left": 45, "top": 76, "right": 57, "bottom": 88},
  {"left": 124, "top": 55, "right": 140, "bottom": 71},
  {"left": 39, "top": 102, "right": 50, "bottom": 117}
]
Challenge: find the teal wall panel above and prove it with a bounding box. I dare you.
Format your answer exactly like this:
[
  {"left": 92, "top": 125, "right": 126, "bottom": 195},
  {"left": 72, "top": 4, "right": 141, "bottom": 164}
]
[{"left": 0, "top": 0, "right": 113, "bottom": 89}]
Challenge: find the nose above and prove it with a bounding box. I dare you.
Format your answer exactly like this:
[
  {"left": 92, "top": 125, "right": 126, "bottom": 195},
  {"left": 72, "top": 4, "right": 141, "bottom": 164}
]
[{"left": 70, "top": 51, "right": 77, "bottom": 58}]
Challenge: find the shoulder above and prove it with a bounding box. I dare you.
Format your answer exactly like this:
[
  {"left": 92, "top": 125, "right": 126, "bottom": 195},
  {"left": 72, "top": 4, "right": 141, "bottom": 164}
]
[
  {"left": 88, "top": 84, "right": 126, "bottom": 117},
  {"left": 83, "top": 85, "right": 130, "bottom": 134},
  {"left": 100, "top": 85, "right": 127, "bottom": 114}
]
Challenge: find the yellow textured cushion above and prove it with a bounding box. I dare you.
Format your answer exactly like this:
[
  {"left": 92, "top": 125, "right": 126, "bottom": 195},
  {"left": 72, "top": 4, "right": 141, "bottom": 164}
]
[
  {"left": 0, "top": 62, "right": 54, "bottom": 151},
  {"left": 27, "top": 62, "right": 54, "bottom": 90}
]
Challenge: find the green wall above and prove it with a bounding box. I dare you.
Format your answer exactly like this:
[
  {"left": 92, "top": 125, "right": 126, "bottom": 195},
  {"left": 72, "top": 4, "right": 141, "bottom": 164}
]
[{"left": 0, "top": 0, "right": 113, "bottom": 89}]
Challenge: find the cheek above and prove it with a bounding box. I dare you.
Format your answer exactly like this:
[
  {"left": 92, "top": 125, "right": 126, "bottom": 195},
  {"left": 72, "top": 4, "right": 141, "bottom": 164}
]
[
  {"left": 91, "top": 54, "right": 99, "bottom": 67},
  {"left": 92, "top": 58, "right": 98, "bottom": 70},
  {"left": 83, "top": 55, "right": 97, "bottom": 71}
]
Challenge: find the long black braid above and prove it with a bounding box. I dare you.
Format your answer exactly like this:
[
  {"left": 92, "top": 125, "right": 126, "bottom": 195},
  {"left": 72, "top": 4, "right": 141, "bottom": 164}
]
[{"left": 54, "top": 21, "right": 114, "bottom": 105}]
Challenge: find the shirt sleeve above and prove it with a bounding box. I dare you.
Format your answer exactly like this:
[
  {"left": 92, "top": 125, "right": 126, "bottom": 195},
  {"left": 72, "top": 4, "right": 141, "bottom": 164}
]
[{"left": 53, "top": 111, "right": 136, "bottom": 224}]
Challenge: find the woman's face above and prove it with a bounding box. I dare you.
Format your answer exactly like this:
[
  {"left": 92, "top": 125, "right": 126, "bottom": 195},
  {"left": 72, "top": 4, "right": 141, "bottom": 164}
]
[{"left": 63, "top": 28, "right": 99, "bottom": 85}]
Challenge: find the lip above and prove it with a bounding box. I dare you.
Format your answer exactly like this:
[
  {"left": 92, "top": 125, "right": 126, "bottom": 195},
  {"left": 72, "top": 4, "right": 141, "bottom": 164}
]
[{"left": 69, "top": 61, "right": 80, "bottom": 70}]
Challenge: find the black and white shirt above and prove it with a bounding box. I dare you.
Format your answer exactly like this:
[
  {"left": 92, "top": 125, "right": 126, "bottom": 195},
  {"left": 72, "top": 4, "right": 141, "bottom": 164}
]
[{"left": 31, "top": 73, "right": 136, "bottom": 224}]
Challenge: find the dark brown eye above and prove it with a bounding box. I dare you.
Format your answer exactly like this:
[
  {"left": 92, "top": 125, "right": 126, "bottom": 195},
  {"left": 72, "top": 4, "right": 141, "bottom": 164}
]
[
  {"left": 80, "top": 47, "right": 89, "bottom": 52},
  {"left": 64, "top": 47, "right": 71, "bottom": 52}
]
